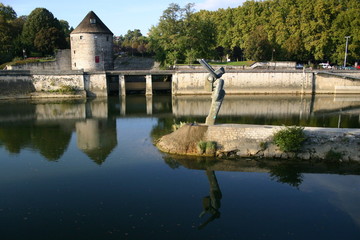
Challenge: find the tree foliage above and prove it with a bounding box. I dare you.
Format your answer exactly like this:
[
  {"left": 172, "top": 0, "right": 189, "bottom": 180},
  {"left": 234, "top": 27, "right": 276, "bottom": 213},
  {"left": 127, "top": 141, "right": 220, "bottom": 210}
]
[
  {"left": 21, "top": 8, "right": 68, "bottom": 54},
  {"left": 148, "top": 3, "right": 216, "bottom": 66},
  {"left": 0, "top": 5, "right": 70, "bottom": 65},
  {"left": 149, "top": 0, "right": 360, "bottom": 65}
]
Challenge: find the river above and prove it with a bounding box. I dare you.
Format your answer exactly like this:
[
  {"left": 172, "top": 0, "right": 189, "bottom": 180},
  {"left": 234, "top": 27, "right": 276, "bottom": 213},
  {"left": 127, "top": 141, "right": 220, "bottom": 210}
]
[{"left": 0, "top": 94, "right": 360, "bottom": 239}]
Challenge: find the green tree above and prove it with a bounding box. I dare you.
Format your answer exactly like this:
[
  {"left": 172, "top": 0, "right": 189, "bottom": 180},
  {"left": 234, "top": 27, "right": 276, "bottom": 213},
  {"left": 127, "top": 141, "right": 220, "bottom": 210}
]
[
  {"left": 149, "top": 3, "right": 216, "bottom": 66},
  {"left": 0, "top": 3, "right": 16, "bottom": 21},
  {"left": 0, "top": 3, "right": 19, "bottom": 64},
  {"left": 243, "top": 25, "right": 272, "bottom": 61},
  {"left": 21, "top": 8, "right": 66, "bottom": 55},
  {"left": 330, "top": 7, "right": 360, "bottom": 64},
  {"left": 34, "top": 27, "right": 66, "bottom": 55}
]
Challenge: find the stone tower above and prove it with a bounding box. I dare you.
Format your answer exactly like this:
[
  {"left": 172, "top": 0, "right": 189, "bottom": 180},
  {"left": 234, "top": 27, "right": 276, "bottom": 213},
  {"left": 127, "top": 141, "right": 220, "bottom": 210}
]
[{"left": 70, "top": 11, "right": 113, "bottom": 71}]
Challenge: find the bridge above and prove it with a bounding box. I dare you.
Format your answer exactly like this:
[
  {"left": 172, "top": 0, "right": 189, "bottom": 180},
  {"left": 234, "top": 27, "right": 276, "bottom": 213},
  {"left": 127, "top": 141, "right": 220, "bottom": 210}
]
[{"left": 106, "top": 70, "right": 175, "bottom": 96}]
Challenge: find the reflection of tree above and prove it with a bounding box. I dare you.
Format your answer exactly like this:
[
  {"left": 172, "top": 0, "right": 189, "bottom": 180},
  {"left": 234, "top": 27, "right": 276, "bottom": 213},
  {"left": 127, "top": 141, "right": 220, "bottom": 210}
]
[
  {"left": 0, "top": 125, "right": 32, "bottom": 153},
  {"left": 31, "top": 125, "right": 71, "bottom": 161},
  {"left": 149, "top": 118, "right": 175, "bottom": 143},
  {"left": 269, "top": 163, "right": 303, "bottom": 188},
  {"left": 0, "top": 124, "right": 71, "bottom": 160},
  {"left": 163, "top": 156, "right": 181, "bottom": 169}
]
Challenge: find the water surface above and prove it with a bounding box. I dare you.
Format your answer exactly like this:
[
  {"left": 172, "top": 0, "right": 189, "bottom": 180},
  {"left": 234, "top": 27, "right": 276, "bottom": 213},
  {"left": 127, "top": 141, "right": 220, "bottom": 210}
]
[{"left": 1, "top": 95, "right": 360, "bottom": 240}]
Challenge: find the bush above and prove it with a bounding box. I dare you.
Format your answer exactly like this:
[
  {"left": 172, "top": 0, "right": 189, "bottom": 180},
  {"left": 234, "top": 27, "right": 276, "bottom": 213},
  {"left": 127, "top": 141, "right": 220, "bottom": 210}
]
[
  {"left": 273, "top": 126, "right": 305, "bottom": 152},
  {"left": 325, "top": 150, "right": 342, "bottom": 161},
  {"left": 197, "top": 141, "right": 216, "bottom": 155},
  {"left": 172, "top": 121, "right": 187, "bottom": 132}
]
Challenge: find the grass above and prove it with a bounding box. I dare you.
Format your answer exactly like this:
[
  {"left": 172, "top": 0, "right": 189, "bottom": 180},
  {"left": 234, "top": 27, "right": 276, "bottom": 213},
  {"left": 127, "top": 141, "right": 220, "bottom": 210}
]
[{"left": 48, "top": 85, "right": 78, "bottom": 94}]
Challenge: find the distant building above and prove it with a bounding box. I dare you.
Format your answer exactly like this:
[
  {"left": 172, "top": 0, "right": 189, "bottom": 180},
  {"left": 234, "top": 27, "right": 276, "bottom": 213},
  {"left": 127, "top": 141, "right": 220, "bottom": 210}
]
[{"left": 70, "top": 11, "right": 113, "bottom": 71}]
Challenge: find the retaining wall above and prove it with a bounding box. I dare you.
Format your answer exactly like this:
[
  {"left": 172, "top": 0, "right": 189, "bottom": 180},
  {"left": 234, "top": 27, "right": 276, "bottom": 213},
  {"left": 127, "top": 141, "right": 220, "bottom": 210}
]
[
  {"left": 1, "top": 70, "right": 360, "bottom": 100},
  {"left": 0, "top": 71, "right": 34, "bottom": 97},
  {"left": 156, "top": 124, "right": 360, "bottom": 161},
  {"left": 172, "top": 70, "right": 360, "bottom": 95},
  {"left": 6, "top": 50, "right": 71, "bottom": 71}
]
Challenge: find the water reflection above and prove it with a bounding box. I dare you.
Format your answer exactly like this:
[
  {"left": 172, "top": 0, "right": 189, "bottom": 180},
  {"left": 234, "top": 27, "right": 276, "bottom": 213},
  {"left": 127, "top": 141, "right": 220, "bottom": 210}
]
[
  {"left": 0, "top": 99, "right": 117, "bottom": 163},
  {"left": 163, "top": 155, "right": 360, "bottom": 231},
  {"left": 1, "top": 96, "right": 360, "bottom": 239},
  {"left": 164, "top": 155, "right": 360, "bottom": 185},
  {"left": 1, "top": 94, "right": 360, "bottom": 162},
  {"left": 198, "top": 170, "right": 222, "bottom": 230},
  {"left": 76, "top": 119, "right": 117, "bottom": 165}
]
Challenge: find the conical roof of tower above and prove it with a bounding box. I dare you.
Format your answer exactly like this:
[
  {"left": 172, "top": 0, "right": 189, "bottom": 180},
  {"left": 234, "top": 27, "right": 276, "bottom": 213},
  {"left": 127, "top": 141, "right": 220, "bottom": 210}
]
[{"left": 71, "top": 11, "right": 113, "bottom": 35}]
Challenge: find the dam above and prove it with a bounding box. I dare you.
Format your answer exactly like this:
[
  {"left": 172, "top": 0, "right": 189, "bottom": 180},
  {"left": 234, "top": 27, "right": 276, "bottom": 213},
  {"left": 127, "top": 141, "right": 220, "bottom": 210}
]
[{"left": 1, "top": 69, "right": 360, "bottom": 99}]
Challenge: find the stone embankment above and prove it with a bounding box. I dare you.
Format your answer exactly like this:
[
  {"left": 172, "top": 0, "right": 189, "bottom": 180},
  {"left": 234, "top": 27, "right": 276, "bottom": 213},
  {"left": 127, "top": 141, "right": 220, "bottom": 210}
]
[{"left": 156, "top": 124, "right": 360, "bottom": 161}]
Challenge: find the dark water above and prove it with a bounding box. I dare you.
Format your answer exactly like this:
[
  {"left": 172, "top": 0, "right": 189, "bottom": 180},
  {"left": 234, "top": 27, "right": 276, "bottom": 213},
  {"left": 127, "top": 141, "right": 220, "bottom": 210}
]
[{"left": 1, "top": 95, "right": 360, "bottom": 240}]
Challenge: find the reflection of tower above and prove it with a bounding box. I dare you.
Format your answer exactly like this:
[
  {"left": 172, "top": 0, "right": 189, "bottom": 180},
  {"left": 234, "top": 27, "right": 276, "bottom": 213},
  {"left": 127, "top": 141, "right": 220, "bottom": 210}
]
[
  {"left": 76, "top": 119, "right": 117, "bottom": 165},
  {"left": 199, "top": 170, "right": 222, "bottom": 229}
]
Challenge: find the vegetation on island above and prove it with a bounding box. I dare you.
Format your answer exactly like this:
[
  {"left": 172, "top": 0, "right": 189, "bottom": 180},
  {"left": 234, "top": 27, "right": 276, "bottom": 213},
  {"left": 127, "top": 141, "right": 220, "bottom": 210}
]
[
  {"left": 273, "top": 126, "right": 305, "bottom": 152},
  {"left": 1, "top": 0, "right": 359, "bottom": 68}
]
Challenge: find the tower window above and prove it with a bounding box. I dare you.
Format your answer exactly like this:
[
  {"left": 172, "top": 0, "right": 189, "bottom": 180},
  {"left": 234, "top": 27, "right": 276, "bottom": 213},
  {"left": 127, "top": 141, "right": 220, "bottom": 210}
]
[
  {"left": 73, "top": 50, "right": 76, "bottom": 54},
  {"left": 80, "top": 36, "right": 83, "bottom": 40},
  {"left": 90, "top": 18, "right": 96, "bottom": 24},
  {"left": 95, "top": 56, "right": 100, "bottom": 63},
  {"left": 106, "top": 36, "right": 109, "bottom": 41}
]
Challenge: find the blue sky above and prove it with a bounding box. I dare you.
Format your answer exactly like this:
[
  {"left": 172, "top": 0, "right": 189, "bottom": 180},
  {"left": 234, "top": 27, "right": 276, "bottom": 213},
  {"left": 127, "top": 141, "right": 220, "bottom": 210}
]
[{"left": 3, "top": 0, "right": 246, "bottom": 36}]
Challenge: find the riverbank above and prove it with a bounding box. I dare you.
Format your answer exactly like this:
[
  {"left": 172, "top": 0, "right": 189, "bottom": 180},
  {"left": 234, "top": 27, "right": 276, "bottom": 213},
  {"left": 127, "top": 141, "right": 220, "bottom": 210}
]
[
  {"left": 1, "top": 68, "right": 360, "bottom": 100},
  {"left": 156, "top": 124, "right": 360, "bottom": 162}
]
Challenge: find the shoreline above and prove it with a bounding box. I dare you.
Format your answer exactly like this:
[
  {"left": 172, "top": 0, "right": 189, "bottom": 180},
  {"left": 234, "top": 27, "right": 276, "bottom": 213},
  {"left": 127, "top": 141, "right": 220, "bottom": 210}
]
[{"left": 156, "top": 123, "right": 360, "bottom": 162}]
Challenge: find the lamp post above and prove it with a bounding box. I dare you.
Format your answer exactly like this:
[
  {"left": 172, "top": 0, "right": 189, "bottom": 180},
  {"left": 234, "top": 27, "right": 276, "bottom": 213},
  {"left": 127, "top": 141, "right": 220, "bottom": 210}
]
[
  {"left": 344, "top": 36, "right": 351, "bottom": 68},
  {"left": 271, "top": 48, "right": 275, "bottom": 61}
]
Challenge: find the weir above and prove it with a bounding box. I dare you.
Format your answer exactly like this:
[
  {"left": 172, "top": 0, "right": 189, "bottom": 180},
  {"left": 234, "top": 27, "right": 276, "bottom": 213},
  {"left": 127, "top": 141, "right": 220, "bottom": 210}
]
[{"left": 1, "top": 69, "right": 360, "bottom": 99}]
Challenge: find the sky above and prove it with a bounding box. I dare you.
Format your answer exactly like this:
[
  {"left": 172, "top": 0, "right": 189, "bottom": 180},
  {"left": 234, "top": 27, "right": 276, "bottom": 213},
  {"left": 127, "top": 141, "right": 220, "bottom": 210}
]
[{"left": 2, "top": 0, "right": 247, "bottom": 36}]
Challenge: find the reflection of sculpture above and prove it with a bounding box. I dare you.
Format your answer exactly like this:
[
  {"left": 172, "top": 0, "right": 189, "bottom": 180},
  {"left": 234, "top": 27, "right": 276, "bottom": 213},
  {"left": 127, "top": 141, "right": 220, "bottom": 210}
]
[
  {"left": 198, "top": 170, "right": 222, "bottom": 229},
  {"left": 198, "top": 59, "right": 226, "bottom": 125}
]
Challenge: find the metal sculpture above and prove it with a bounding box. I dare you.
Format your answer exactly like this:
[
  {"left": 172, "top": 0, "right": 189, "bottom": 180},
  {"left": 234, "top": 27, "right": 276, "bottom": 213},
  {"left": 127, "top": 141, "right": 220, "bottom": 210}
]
[{"left": 198, "top": 59, "right": 226, "bottom": 125}]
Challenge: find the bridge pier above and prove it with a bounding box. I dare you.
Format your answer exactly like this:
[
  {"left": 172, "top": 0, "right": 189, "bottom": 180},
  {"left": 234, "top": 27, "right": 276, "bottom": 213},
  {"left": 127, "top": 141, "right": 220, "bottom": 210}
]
[
  {"left": 119, "top": 75, "right": 126, "bottom": 96},
  {"left": 146, "top": 95, "right": 153, "bottom": 114},
  {"left": 146, "top": 75, "right": 152, "bottom": 95}
]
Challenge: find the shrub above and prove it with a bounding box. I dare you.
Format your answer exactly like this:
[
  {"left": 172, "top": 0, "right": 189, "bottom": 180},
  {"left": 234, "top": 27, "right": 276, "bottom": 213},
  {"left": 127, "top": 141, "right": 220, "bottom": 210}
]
[
  {"left": 325, "top": 150, "right": 342, "bottom": 161},
  {"left": 205, "top": 141, "right": 216, "bottom": 155},
  {"left": 197, "top": 141, "right": 216, "bottom": 155},
  {"left": 172, "top": 121, "right": 187, "bottom": 132},
  {"left": 273, "top": 126, "right": 305, "bottom": 152},
  {"left": 197, "top": 141, "right": 207, "bottom": 154}
]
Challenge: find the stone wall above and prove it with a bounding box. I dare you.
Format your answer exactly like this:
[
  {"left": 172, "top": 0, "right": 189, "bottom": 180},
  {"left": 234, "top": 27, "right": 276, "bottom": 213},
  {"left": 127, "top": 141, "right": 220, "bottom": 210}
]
[
  {"left": 0, "top": 70, "right": 86, "bottom": 99},
  {"left": 203, "top": 124, "right": 360, "bottom": 161},
  {"left": 0, "top": 71, "right": 34, "bottom": 97},
  {"left": 315, "top": 73, "right": 360, "bottom": 94},
  {"left": 172, "top": 70, "right": 360, "bottom": 95},
  {"left": 6, "top": 50, "right": 71, "bottom": 71},
  {"left": 84, "top": 72, "right": 108, "bottom": 97},
  {"left": 156, "top": 124, "right": 360, "bottom": 162},
  {"left": 32, "top": 71, "right": 85, "bottom": 92},
  {"left": 173, "top": 71, "right": 314, "bottom": 95}
]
